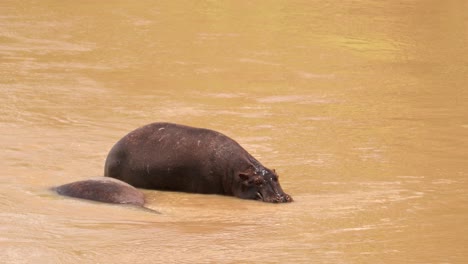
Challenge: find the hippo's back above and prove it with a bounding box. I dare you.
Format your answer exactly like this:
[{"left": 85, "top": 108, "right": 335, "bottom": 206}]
[{"left": 104, "top": 122, "right": 249, "bottom": 193}]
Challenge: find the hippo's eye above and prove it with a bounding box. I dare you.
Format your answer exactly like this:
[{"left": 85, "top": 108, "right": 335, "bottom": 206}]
[{"left": 254, "top": 178, "right": 264, "bottom": 186}]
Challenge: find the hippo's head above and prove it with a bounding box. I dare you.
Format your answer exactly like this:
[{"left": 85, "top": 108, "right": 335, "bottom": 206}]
[{"left": 235, "top": 168, "right": 293, "bottom": 203}]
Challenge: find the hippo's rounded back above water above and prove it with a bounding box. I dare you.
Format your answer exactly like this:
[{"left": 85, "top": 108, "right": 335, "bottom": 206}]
[
  {"left": 105, "top": 122, "right": 293, "bottom": 203},
  {"left": 55, "top": 177, "right": 145, "bottom": 206}
]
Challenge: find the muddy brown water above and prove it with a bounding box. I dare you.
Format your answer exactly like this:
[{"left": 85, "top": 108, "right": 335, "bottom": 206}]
[{"left": 1, "top": 1, "right": 468, "bottom": 263}]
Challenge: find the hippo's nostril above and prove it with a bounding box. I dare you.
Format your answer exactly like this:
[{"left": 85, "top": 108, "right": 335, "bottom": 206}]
[
  {"left": 284, "top": 194, "right": 293, "bottom": 202},
  {"left": 276, "top": 194, "right": 293, "bottom": 203}
]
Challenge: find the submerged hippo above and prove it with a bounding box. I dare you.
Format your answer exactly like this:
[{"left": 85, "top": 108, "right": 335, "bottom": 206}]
[
  {"left": 55, "top": 177, "right": 145, "bottom": 206},
  {"left": 104, "top": 122, "right": 293, "bottom": 203}
]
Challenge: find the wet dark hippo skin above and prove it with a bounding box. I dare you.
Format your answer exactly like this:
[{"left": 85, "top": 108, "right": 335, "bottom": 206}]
[
  {"left": 104, "top": 122, "right": 293, "bottom": 203},
  {"left": 55, "top": 177, "right": 145, "bottom": 206}
]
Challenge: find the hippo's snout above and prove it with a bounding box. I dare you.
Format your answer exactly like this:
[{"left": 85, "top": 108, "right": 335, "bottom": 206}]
[{"left": 266, "top": 193, "right": 293, "bottom": 203}]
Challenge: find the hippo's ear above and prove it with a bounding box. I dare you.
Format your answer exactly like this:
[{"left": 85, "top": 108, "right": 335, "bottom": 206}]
[
  {"left": 238, "top": 165, "right": 256, "bottom": 181},
  {"left": 238, "top": 172, "right": 251, "bottom": 181}
]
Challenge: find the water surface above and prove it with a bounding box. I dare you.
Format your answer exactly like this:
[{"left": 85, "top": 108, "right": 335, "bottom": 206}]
[{"left": 1, "top": 1, "right": 467, "bottom": 263}]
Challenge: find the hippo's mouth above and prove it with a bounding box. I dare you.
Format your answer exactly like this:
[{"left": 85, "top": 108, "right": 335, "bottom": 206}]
[{"left": 255, "top": 192, "right": 264, "bottom": 201}]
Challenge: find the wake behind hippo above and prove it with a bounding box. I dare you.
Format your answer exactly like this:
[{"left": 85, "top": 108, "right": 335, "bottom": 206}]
[{"left": 105, "top": 122, "right": 293, "bottom": 203}]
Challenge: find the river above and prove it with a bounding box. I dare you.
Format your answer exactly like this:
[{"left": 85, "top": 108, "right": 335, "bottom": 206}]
[{"left": 1, "top": 1, "right": 467, "bottom": 263}]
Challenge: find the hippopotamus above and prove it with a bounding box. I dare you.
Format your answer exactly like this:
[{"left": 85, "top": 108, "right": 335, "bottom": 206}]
[
  {"left": 104, "top": 122, "right": 293, "bottom": 203},
  {"left": 55, "top": 177, "right": 145, "bottom": 206}
]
